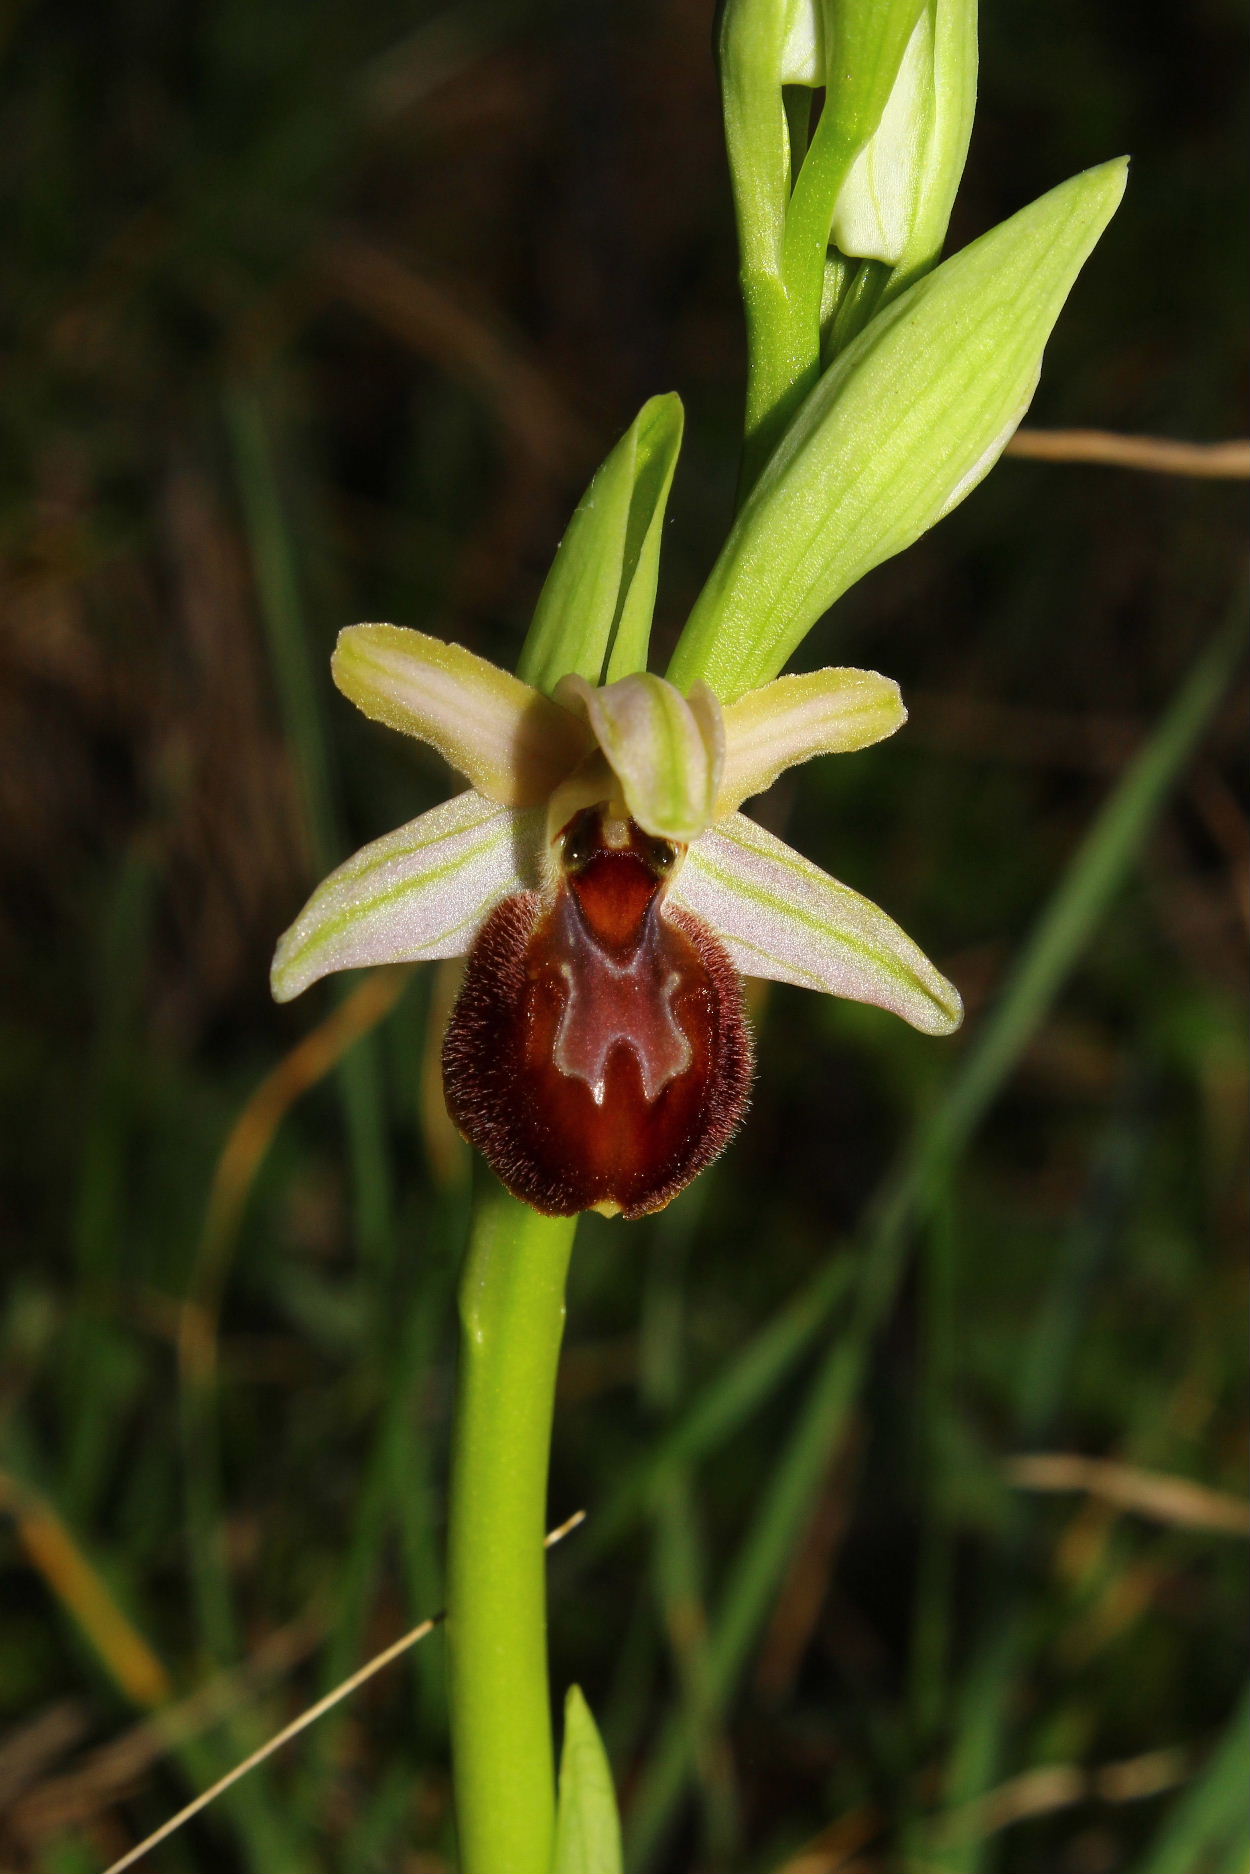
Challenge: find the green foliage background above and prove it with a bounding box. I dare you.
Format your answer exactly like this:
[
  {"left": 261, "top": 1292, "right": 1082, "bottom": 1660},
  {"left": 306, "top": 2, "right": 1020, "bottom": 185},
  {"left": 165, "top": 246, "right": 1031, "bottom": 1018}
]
[{"left": 0, "top": 1, "right": 1245, "bottom": 1870}]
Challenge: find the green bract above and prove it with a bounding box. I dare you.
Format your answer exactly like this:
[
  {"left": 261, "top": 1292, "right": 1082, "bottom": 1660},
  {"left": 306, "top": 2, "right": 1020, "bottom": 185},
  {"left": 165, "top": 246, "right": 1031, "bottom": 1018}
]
[
  {"left": 517, "top": 393, "right": 683, "bottom": 696},
  {"left": 551, "top": 1688, "right": 623, "bottom": 1874},
  {"left": 667, "top": 157, "right": 1128, "bottom": 700}
]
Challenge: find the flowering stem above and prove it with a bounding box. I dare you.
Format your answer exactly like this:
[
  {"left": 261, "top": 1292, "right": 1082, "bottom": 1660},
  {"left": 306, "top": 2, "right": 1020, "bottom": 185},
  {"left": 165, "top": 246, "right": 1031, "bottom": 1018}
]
[{"left": 446, "top": 1179, "right": 579, "bottom": 1874}]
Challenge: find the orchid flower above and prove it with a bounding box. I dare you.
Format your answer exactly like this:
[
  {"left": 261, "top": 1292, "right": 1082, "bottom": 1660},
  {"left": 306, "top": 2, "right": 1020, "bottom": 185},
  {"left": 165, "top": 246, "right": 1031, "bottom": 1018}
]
[{"left": 271, "top": 623, "right": 961, "bottom": 1218}]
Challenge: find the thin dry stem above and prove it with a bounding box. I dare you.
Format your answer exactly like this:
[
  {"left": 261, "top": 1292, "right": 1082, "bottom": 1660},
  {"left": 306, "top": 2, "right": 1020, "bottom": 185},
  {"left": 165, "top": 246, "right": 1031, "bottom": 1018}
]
[
  {"left": 1007, "top": 427, "right": 1250, "bottom": 477},
  {"left": 97, "top": 1512, "right": 585, "bottom": 1874}
]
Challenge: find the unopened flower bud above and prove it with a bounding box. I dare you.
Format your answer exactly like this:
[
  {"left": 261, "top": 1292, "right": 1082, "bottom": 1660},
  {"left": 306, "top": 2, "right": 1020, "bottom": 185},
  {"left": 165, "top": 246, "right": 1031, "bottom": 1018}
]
[
  {"left": 778, "top": 0, "right": 825, "bottom": 85},
  {"left": 830, "top": 5, "right": 934, "bottom": 265},
  {"left": 829, "top": 0, "right": 978, "bottom": 285}
]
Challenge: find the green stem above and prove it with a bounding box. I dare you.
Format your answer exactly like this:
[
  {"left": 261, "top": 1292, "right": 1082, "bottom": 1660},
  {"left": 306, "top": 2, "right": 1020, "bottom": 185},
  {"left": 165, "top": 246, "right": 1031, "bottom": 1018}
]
[{"left": 447, "top": 1179, "right": 579, "bottom": 1874}]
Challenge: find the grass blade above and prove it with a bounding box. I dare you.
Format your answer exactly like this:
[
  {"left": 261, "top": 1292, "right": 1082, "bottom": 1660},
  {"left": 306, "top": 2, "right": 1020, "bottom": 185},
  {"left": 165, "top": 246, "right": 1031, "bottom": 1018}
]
[{"left": 1132, "top": 1684, "right": 1250, "bottom": 1874}]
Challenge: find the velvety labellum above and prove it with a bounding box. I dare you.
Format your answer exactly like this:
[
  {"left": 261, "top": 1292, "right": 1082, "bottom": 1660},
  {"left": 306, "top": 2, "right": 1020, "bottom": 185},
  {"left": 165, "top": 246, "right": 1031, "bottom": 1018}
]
[{"left": 442, "top": 809, "right": 753, "bottom": 1218}]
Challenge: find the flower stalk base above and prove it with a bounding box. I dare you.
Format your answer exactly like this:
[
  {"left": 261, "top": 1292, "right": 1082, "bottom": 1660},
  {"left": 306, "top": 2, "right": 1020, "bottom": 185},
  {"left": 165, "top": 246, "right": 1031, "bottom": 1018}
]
[{"left": 446, "top": 1181, "right": 578, "bottom": 1874}]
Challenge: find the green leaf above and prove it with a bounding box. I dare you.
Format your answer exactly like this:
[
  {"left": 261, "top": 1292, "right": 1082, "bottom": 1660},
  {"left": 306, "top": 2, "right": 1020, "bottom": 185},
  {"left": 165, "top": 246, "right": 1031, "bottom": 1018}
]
[
  {"left": 551, "top": 1687, "right": 623, "bottom": 1874},
  {"left": 517, "top": 393, "right": 684, "bottom": 695},
  {"left": 667, "top": 157, "right": 1128, "bottom": 701}
]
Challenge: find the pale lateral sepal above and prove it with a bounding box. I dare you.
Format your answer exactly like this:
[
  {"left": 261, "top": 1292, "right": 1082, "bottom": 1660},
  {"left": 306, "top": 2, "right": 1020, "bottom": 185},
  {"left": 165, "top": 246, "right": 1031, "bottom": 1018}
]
[
  {"left": 671, "top": 812, "right": 962, "bottom": 1034},
  {"left": 717, "top": 667, "right": 906, "bottom": 814},
  {"left": 271, "top": 790, "right": 541, "bottom": 1003},
  {"left": 332, "top": 624, "right": 591, "bottom": 807},
  {"left": 557, "top": 672, "right": 725, "bottom": 845}
]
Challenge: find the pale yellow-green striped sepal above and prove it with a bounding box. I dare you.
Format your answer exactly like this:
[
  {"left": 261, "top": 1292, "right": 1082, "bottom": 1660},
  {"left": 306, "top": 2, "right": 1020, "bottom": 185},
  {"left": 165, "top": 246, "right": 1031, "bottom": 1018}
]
[
  {"left": 672, "top": 810, "right": 962, "bottom": 1035},
  {"left": 270, "top": 790, "right": 540, "bottom": 1003}
]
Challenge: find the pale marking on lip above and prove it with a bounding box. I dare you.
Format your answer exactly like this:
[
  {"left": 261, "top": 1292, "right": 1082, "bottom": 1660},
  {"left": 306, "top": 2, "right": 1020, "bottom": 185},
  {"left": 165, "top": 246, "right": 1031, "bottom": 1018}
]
[{"left": 550, "top": 898, "right": 693, "bottom": 1103}]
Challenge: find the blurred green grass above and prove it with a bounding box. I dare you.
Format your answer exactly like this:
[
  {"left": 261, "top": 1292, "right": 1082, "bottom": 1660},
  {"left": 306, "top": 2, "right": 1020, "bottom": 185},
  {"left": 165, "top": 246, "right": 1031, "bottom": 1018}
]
[{"left": 0, "top": 2, "right": 1245, "bottom": 1871}]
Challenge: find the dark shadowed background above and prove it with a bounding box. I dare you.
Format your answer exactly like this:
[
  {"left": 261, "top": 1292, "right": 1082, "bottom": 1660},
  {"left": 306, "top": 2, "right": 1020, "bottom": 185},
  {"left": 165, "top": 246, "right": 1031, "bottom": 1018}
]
[{"left": 0, "top": 2, "right": 1246, "bottom": 1870}]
